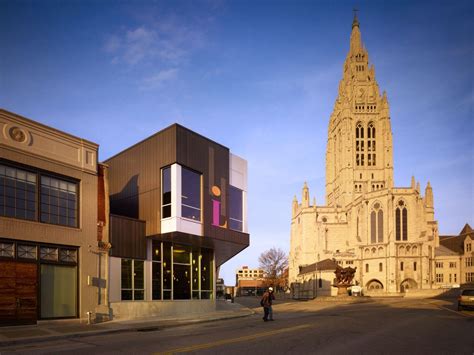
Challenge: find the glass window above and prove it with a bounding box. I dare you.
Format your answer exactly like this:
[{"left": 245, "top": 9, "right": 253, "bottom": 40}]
[
  {"left": 395, "top": 208, "right": 401, "bottom": 241},
  {"left": 402, "top": 208, "right": 408, "bottom": 241},
  {"left": 40, "top": 176, "right": 77, "bottom": 227},
  {"left": 121, "top": 259, "right": 144, "bottom": 301},
  {"left": 229, "top": 186, "right": 243, "bottom": 231},
  {"left": 377, "top": 210, "right": 383, "bottom": 243},
  {"left": 181, "top": 167, "right": 201, "bottom": 221},
  {"left": 134, "top": 260, "right": 144, "bottom": 300},
  {"left": 173, "top": 244, "right": 191, "bottom": 300},
  {"left": 121, "top": 259, "right": 132, "bottom": 300},
  {"left": 0, "top": 164, "right": 37, "bottom": 221},
  {"left": 173, "top": 244, "right": 190, "bottom": 264},
  {"left": 192, "top": 251, "right": 199, "bottom": 299},
  {"left": 201, "top": 248, "right": 213, "bottom": 299},
  {"left": 163, "top": 243, "right": 172, "bottom": 299},
  {"left": 370, "top": 211, "right": 376, "bottom": 244},
  {"left": 41, "top": 264, "right": 77, "bottom": 318},
  {"left": 173, "top": 264, "right": 191, "bottom": 299},
  {"left": 162, "top": 167, "right": 171, "bottom": 218},
  {"left": 152, "top": 261, "right": 162, "bottom": 300},
  {"left": 152, "top": 240, "right": 161, "bottom": 261}
]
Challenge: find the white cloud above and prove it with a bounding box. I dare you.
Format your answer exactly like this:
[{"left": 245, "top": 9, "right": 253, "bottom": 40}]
[
  {"left": 140, "top": 68, "right": 179, "bottom": 90},
  {"left": 103, "top": 16, "right": 207, "bottom": 66}
]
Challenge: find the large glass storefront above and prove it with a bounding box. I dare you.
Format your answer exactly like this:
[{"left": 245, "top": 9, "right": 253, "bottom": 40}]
[{"left": 151, "top": 241, "right": 213, "bottom": 300}]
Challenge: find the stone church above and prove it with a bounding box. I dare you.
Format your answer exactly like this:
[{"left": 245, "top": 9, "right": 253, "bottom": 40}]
[{"left": 289, "top": 15, "right": 439, "bottom": 294}]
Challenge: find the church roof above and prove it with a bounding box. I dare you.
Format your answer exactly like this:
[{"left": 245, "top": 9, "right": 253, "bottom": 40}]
[
  {"left": 439, "top": 223, "right": 473, "bottom": 254},
  {"left": 459, "top": 223, "right": 473, "bottom": 235},
  {"left": 435, "top": 245, "right": 460, "bottom": 257},
  {"left": 298, "top": 258, "right": 338, "bottom": 275},
  {"left": 440, "top": 235, "right": 464, "bottom": 254}
]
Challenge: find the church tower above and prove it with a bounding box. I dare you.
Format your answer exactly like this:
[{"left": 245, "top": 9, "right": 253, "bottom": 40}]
[{"left": 325, "top": 13, "right": 394, "bottom": 208}]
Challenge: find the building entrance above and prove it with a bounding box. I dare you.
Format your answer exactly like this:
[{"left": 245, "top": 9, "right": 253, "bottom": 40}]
[{"left": 0, "top": 260, "right": 37, "bottom": 326}]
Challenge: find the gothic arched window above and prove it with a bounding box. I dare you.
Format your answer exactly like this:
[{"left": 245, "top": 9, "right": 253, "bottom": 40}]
[
  {"left": 396, "top": 200, "right": 408, "bottom": 241},
  {"left": 356, "top": 122, "right": 364, "bottom": 166},
  {"left": 367, "top": 122, "right": 376, "bottom": 166},
  {"left": 370, "top": 202, "right": 383, "bottom": 243}
]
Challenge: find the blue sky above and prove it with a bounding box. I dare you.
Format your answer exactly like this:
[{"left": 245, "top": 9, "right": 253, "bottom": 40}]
[{"left": 1, "top": 0, "right": 473, "bottom": 285}]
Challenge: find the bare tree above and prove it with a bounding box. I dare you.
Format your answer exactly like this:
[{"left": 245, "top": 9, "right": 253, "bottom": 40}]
[{"left": 258, "top": 247, "right": 288, "bottom": 290}]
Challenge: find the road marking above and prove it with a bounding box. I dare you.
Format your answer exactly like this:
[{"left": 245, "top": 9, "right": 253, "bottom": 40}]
[
  {"left": 427, "top": 301, "right": 474, "bottom": 318},
  {"left": 155, "top": 323, "right": 311, "bottom": 355}
]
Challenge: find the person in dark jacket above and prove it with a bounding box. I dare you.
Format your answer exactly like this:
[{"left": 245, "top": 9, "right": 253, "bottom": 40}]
[{"left": 261, "top": 287, "right": 275, "bottom": 321}]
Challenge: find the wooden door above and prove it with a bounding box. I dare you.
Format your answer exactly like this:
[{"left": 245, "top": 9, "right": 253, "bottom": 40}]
[{"left": 0, "top": 261, "right": 37, "bottom": 326}]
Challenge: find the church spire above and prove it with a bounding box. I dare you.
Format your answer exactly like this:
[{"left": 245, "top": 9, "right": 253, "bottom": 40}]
[
  {"left": 350, "top": 9, "right": 363, "bottom": 54},
  {"left": 352, "top": 8, "right": 360, "bottom": 29}
]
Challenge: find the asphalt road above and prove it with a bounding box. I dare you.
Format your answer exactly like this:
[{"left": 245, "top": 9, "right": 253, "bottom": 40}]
[{"left": 2, "top": 297, "right": 473, "bottom": 355}]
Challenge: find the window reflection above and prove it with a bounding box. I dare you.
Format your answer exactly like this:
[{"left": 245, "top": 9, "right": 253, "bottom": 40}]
[
  {"left": 181, "top": 167, "right": 201, "bottom": 221},
  {"left": 121, "top": 259, "right": 144, "bottom": 301},
  {"left": 229, "top": 186, "right": 243, "bottom": 231},
  {"left": 162, "top": 167, "right": 172, "bottom": 218}
]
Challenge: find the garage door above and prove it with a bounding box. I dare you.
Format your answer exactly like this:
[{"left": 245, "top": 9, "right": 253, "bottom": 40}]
[{"left": 0, "top": 261, "right": 38, "bottom": 326}]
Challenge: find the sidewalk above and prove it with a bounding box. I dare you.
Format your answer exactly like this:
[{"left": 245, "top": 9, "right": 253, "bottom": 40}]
[{"left": 0, "top": 300, "right": 254, "bottom": 348}]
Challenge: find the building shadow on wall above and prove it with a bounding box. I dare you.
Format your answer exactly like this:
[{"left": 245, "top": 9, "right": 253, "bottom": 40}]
[{"left": 110, "top": 175, "right": 139, "bottom": 219}]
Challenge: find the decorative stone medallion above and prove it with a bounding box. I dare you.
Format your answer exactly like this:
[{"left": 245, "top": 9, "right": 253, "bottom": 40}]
[{"left": 9, "top": 126, "right": 27, "bottom": 143}]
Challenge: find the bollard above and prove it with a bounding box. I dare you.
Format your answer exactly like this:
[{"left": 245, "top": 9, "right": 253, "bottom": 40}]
[{"left": 86, "top": 311, "right": 92, "bottom": 325}]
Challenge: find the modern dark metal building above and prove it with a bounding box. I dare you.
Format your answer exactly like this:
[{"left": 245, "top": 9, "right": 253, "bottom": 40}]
[{"left": 105, "top": 124, "right": 249, "bottom": 318}]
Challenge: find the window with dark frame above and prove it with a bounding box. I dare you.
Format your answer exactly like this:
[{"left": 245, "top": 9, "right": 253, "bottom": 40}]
[
  {"left": 162, "top": 167, "right": 172, "bottom": 218},
  {"left": 0, "top": 163, "right": 78, "bottom": 228},
  {"left": 152, "top": 241, "right": 162, "bottom": 300},
  {"left": 121, "top": 259, "right": 144, "bottom": 301},
  {"left": 173, "top": 244, "right": 191, "bottom": 300},
  {"left": 0, "top": 164, "right": 37, "bottom": 221},
  {"left": 181, "top": 167, "right": 201, "bottom": 221},
  {"left": 370, "top": 203, "right": 383, "bottom": 244},
  {"left": 40, "top": 176, "right": 78, "bottom": 227},
  {"left": 396, "top": 200, "right": 408, "bottom": 241},
  {"left": 229, "top": 185, "right": 243, "bottom": 231},
  {"left": 151, "top": 242, "right": 214, "bottom": 301}
]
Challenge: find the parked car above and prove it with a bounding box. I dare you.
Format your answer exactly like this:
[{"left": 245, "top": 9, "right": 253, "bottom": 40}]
[
  {"left": 351, "top": 285, "right": 362, "bottom": 296},
  {"left": 457, "top": 288, "right": 474, "bottom": 311}
]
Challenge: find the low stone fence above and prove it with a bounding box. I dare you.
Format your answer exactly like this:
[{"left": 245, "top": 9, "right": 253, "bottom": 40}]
[{"left": 404, "top": 288, "right": 460, "bottom": 299}]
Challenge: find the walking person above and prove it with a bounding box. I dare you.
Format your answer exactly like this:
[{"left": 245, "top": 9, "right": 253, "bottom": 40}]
[{"left": 261, "top": 287, "right": 275, "bottom": 321}]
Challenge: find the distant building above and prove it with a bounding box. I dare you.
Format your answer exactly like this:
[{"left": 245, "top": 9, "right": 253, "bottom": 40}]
[
  {"left": 216, "top": 278, "right": 225, "bottom": 298},
  {"left": 235, "top": 266, "right": 265, "bottom": 296},
  {"left": 435, "top": 224, "right": 474, "bottom": 287},
  {"left": 294, "top": 259, "right": 339, "bottom": 298}
]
